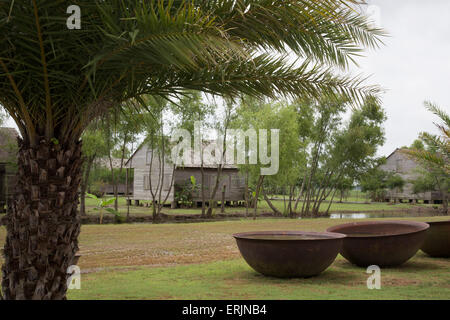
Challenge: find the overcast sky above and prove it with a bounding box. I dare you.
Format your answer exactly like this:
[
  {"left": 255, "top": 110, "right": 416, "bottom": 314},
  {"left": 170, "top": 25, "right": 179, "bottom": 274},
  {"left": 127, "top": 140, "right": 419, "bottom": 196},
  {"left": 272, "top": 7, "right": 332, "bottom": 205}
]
[
  {"left": 352, "top": 0, "right": 450, "bottom": 156},
  {"left": 4, "top": 1, "right": 449, "bottom": 158}
]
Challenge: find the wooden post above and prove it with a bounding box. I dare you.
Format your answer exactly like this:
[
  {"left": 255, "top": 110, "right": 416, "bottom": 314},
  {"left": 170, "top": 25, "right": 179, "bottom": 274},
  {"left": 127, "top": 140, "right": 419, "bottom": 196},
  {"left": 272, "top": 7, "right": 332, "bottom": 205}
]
[{"left": 221, "top": 185, "right": 226, "bottom": 213}]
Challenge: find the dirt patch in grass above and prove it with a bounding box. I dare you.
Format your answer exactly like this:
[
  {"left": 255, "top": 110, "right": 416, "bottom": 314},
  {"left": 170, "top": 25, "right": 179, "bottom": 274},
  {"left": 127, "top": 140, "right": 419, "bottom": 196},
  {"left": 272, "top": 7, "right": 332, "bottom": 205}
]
[{"left": 381, "top": 277, "right": 423, "bottom": 287}]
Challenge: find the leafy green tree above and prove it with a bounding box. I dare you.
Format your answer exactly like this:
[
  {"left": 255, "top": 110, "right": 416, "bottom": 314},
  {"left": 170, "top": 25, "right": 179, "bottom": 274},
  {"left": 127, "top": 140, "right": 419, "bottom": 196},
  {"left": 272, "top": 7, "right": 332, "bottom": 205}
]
[
  {"left": 336, "top": 177, "right": 354, "bottom": 203},
  {"left": 0, "top": 0, "right": 384, "bottom": 299},
  {"left": 102, "top": 103, "right": 145, "bottom": 211},
  {"left": 359, "top": 165, "right": 404, "bottom": 203},
  {"left": 172, "top": 92, "right": 215, "bottom": 216},
  {"left": 233, "top": 98, "right": 305, "bottom": 217},
  {"left": 301, "top": 96, "right": 347, "bottom": 216},
  {"left": 261, "top": 103, "right": 304, "bottom": 217},
  {"left": 79, "top": 125, "right": 109, "bottom": 215},
  {"left": 410, "top": 168, "right": 439, "bottom": 195},
  {"left": 140, "top": 96, "right": 174, "bottom": 222},
  {"left": 359, "top": 164, "right": 389, "bottom": 202},
  {"left": 411, "top": 139, "right": 425, "bottom": 150},
  {"left": 300, "top": 95, "right": 386, "bottom": 216},
  {"left": 386, "top": 174, "right": 405, "bottom": 202}
]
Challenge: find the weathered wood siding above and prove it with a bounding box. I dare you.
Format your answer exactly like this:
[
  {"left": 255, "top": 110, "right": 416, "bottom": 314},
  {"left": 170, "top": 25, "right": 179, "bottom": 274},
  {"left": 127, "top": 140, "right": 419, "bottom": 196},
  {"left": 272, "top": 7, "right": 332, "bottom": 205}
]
[
  {"left": 379, "top": 149, "right": 444, "bottom": 201},
  {"left": 127, "top": 145, "right": 174, "bottom": 202},
  {"left": 174, "top": 167, "right": 245, "bottom": 201},
  {"left": 100, "top": 183, "right": 132, "bottom": 195},
  {"left": 128, "top": 144, "right": 245, "bottom": 202}
]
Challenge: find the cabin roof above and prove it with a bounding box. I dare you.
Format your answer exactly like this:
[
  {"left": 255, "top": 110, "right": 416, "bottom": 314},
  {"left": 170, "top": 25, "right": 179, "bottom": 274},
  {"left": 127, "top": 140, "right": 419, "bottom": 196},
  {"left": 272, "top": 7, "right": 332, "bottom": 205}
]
[
  {"left": 125, "top": 143, "right": 144, "bottom": 166},
  {"left": 94, "top": 157, "right": 125, "bottom": 169},
  {"left": 125, "top": 141, "right": 238, "bottom": 169},
  {"left": 384, "top": 147, "right": 411, "bottom": 160}
]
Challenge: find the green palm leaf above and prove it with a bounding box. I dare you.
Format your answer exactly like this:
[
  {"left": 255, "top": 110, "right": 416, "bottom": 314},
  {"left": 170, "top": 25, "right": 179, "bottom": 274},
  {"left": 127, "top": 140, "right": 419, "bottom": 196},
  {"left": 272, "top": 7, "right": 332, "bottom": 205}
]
[{"left": 1, "top": 0, "right": 385, "bottom": 145}]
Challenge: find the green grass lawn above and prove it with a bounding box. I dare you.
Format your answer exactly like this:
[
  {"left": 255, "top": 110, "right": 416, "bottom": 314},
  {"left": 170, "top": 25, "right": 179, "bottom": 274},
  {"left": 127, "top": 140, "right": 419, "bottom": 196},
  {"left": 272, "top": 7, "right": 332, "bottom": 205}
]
[
  {"left": 1, "top": 216, "right": 447, "bottom": 299},
  {"left": 67, "top": 253, "right": 450, "bottom": 300},
  {"left": 83, "top": 195, "right": 435, "bottom": 217}
]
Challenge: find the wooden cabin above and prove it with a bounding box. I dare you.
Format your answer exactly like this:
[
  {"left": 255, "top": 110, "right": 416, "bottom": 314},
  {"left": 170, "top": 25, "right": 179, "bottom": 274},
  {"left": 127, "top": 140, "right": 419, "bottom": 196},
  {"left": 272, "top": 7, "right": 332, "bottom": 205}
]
[
  {"left": 0, "top": 128, "right": 18, "bottom": 213},
  {"left": 379, "top": 148, "right": 447, "bottom": 203},
  {"left": 125, "top": 143, "right": 246, "bottom": 207}
]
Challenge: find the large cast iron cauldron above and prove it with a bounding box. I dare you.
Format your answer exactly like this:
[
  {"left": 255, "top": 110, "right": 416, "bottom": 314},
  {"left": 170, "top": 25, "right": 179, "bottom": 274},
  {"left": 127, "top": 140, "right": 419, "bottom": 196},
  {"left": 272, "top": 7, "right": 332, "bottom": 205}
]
[
  {"left": 233, "top": 231, "right": 345, "bottom": 278},
  {"left": 421, "top": 220, "right": 450, "bottom": 258},
  {"left": 327, "top": 221, "right": 429, "bottom": 267}
]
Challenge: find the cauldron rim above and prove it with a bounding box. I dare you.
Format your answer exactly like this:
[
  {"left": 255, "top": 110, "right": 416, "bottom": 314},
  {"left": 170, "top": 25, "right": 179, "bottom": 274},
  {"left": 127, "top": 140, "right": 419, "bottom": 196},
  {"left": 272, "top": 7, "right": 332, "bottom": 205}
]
[
  {"left": 326, "top": 220, "right": 429, "bottom": 238},
  {"left": 233, "top": 230, "right": 346, "bottom": 241},
  {"left": 425, "top": 220, "right": 450, "bottom": 226}
]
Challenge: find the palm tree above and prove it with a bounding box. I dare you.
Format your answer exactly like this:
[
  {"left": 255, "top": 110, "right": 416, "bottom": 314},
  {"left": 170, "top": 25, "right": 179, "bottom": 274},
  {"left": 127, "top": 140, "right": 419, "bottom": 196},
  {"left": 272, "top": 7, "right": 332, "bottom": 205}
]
[
  {"left": 403, "top": 102, "right": 450, "bottom": 212},
  {"left": 0, "top": 0, "right": 384, "bottom": 299}
]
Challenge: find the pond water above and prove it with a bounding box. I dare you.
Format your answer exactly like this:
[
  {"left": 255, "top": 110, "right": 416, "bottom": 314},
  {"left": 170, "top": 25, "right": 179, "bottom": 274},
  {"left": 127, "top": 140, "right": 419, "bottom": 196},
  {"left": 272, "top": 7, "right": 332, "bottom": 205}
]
[
  {"left": 330, "top": 213, "right": 369, "bottom": 219},
  {"left": 240, "top": 234, "right": 327, "bottom": 240},
  {"left": 298, "top": 211, "right": 441, "bottom": 220}
]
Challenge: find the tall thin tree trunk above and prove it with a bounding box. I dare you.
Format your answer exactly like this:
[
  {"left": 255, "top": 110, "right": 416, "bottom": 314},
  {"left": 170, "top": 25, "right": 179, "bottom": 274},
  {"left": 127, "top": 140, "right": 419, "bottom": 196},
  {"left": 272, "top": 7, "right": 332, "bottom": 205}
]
[
  {"left": 253, "top": 175, "right": 264, "bottom": 220},
  {"left": 2, "top": 139, "right": 83, "bottom": 300},
  {"left": 200, "top": 164, "right": 206, "bottom": 217},
  {"left": 443, "top": 198, "right": 448, "bottom": 215},
  {"left": 315, "top": 171, "right": 342, "bottom": 215},
  {"left": 262, "top": 186, "right": 281, "bottom": 215},
  {"left": 312, "top": 170, "right": 333, "bottom": 215},
  {"left": 325, "top": 188, "right": 338, "bottom": 215},
  {"left": 80, "top": 155, "right": 94, "bottom": 216},
  {"left": 303, "top": 141, "right": 323, "bottom": 216},
  {"left": 221, "top": 185, "right": 226, "bottom": 213},
  {"left": 126, "top": 168, "right": 130, "bottom": 222},
  {"left": 288, "top": 185, "right": 294, "bottom": 217},
  {"left": 293, "top": 172, "right": 307, "bottom": 212},
  {"left": 244, "top": 169, "right": 249, "bottom": 217}
]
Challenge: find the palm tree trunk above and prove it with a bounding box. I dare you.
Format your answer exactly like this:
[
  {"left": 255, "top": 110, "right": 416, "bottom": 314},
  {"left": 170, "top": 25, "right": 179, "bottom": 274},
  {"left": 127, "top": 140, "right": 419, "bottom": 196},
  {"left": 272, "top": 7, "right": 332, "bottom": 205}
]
[{"left": 2, "top": 138, "right": 83, "bottom": 300}]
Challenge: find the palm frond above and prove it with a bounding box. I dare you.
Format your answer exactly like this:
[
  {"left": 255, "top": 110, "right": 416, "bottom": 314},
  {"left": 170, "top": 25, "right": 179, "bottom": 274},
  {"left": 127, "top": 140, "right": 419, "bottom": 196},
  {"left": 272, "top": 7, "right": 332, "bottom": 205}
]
[{"left": 0, "top": 0, "right": 386, "bottom": 145}]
